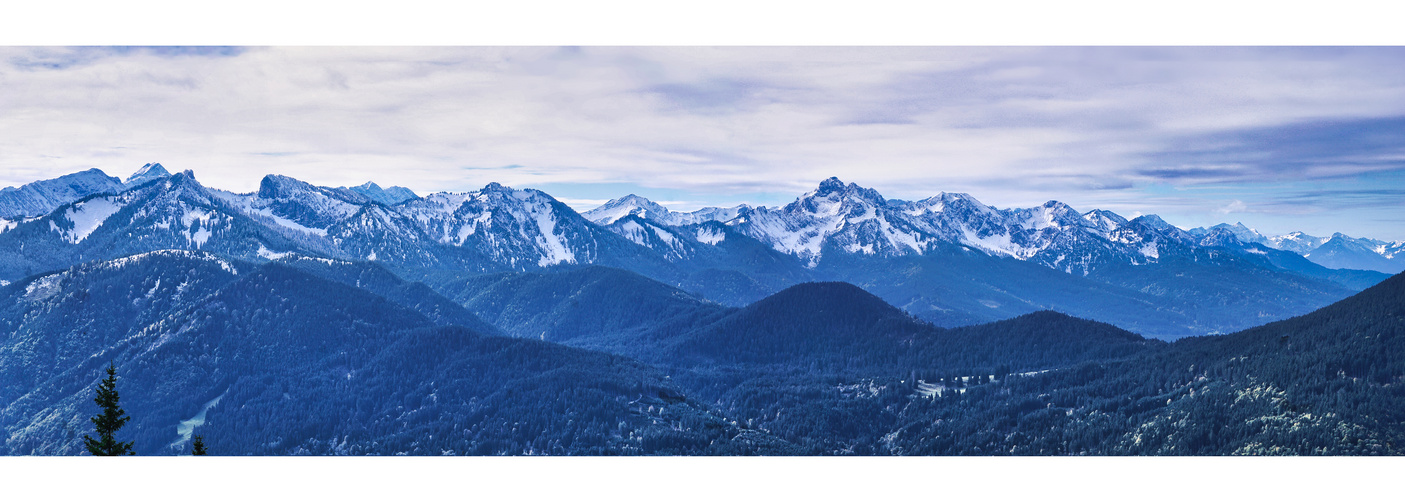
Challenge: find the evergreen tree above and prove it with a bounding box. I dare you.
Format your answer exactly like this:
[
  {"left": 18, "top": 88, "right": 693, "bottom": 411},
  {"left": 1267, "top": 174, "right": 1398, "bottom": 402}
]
[
  {"left": 83, "top": 362, "right": 134, "bottom": 456},
  {"left": 192, "top": 435, "right": 207, "bottom": 455}
]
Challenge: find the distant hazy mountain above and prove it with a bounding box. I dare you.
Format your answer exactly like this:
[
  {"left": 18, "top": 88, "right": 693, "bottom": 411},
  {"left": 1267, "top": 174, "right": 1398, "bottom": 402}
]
[
  {"left": 339, "top": 182, "right": 419, "bottom": 206},
  {"left": 1188, "top": 224, "right": 1404, "bottom": 274},
  {"left": 1302, "top": 233, "right": 1405, "bottom": 274}
]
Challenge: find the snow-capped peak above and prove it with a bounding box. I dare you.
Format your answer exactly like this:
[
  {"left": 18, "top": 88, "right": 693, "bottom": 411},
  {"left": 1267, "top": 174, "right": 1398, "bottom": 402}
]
[
  {"left": 583, "top": 194, "right": 674, "bottom": 225},
  {"left": 732, "top": 178, "right": 932, "bottom": 265},
  {"left": 813, "top": 176, "right": 846, "bottom": 195},
  {"left": 124, "top": 162, "right": 171, "bottom": 187},
  {"left": 583, "top": 194, "right": 748, "bottom": 227},
  {"left": 1082, "top": 209, "right": 1127, "bottom": 235},
  {"left": 1192, "top": 222, "right": 1268, "bottom": 246},
  {"left": 398, "top": 182, "right": 592, "bottom": 268},
  {"left": 1198, "top": 226, "right": 1243, "bottom": 247}
]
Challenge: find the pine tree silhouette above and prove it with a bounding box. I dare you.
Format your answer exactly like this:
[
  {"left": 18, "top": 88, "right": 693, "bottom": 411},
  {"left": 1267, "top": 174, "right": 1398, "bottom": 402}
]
[
  {"left": 192, "top": 435, "right": 207, "bottom": 455},
  {"left": 83, "top": 362, "right": 134, "bottom": 456}
]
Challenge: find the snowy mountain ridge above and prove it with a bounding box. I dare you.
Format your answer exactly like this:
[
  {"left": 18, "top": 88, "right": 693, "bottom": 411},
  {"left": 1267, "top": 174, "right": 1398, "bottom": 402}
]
[
  {"left": 4, "top": 165, "right": 1401, "bottom": 277},
  {"left": 0, "top": 168, "right": 125, "bottom": 219},
  {"left": 0, "top": 164, "right": 1395, "bottom": 341},
  {"left": 585, "top": 177, "right": 1201, "bottom": 273},
  {"left": 583, "top": 194, "right": 748, "bottom": 227},
  {"left": 585, "top": 178, "right": 1402, "bottom": 275}
]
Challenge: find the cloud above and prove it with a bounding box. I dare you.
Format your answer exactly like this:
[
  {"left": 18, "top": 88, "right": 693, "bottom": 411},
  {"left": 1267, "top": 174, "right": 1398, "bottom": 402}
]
[
  {"left": 1, "top": 46, "right": 1403, "bottom": 239},
  {"left": 1217, "top": 200, "right": 1248, "bottom": 214},
  {"left": 6, "top": 46, "right": 243, "bottom": 70},
  {"left": 1135, "top": 116, "right": 1405, "bottom": 184}
]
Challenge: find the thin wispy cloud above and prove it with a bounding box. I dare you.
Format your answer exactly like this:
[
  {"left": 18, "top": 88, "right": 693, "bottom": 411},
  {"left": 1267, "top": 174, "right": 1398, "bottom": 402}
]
[{"left": 0, "top": 47, "right": 1402, "bottom": 239}]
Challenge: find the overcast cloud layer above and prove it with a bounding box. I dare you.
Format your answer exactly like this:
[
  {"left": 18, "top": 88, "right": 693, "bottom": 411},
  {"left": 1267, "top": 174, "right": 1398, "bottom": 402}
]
[{"left": 1, "top": 46, "right": 1403, "bottom": 240}]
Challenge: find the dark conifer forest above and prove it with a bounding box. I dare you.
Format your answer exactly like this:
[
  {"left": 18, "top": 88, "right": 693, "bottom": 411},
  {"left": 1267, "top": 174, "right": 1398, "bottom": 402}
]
[{"left": 1, "top": 247, "right": 1400, "bottom": 455}]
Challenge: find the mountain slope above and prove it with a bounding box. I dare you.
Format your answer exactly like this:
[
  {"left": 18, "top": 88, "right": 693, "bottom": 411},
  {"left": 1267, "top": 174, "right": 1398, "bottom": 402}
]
[
  {"left": 271, "top": 255, "right": 500, "bottom": 332},
  {"left": 887, "top": 271, "right": 1405, "bottom": 455},
  {"left": 429, "top": 266, "right": 730, "bottom": 349},
  {"left": 0, "top": 251, "right": 251, "bottom": 405},
  {"left": 0, "top": 168, "right": 123, "bottom": 219},
  {"left": 814, "top": 245, "right": 1200, "bottom": 338},
  {"left": 0, "top": 257, "right": 791, "bottom": 455}
]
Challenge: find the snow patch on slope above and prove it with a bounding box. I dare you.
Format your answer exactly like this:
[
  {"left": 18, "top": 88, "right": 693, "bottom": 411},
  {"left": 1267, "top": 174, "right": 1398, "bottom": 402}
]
[
  {"left": 99, "top": 250, "right": 240, "bottom": 275},
  {"left": 696, "top": 226, "right": 725, "bottom": 245},
  {"left": 1139, "top": 243, "right": 1160, "bottom": 260},
  {"left": 527, "top": 202, "right": 574, "bottom": 266},
  {"left": 55, "top": 197, "right": 126, "bottom": 243},
  {"left": 252, "top": 207, "right": 328, "bottom": 236},
  {"left": 257, "top": 244, "right": 293, "bottom": 260},
  {"left": 171, "top": 390, "right": 227, "bottom": 449},
  {"left": 24, "top": 274, "right": 64, "bottom": 301}
]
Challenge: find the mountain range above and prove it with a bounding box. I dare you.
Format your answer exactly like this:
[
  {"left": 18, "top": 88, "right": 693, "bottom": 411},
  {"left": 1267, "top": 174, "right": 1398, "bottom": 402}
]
[
  {"left": 0, "top": 161, "right": 1402, "bottom": 455},
  {"left": 0, "top": 165, "right": 1396, "bottom": 340}
]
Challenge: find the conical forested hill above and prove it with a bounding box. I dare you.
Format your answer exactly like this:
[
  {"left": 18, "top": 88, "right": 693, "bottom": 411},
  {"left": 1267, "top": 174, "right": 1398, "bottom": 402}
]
[{"left": 672, "top": 281, "right": 936, "bottom": 369}]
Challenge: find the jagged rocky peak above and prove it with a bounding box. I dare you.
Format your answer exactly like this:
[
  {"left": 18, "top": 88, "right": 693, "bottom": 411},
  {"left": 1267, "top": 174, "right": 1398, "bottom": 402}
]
[
  {"left": 815, "top": 176, "right": 846, "bottom": 194},
  {"left": 167, "top": 169, "right": 200, "bottom": 186},
  {"left": 257, "top": 174, "right": 314, "bottom": 199},
  {"left": 470, "top": 181, "right": 560, "bottom": 205},
  {"left": 805, "top": 177, "right": 885, "bottom": 203},
  {"left": 1022, "top": 200, "right": 1084, "bottom": 229},
  {"left": 481, "top": 181, "right": 512, "bottom": 193},
  {"left": 786, "top": 177, "right": 888, "bottom": 219},
  {"left": 148, "top": 170, "right": 213, "bottom": 202},
  {"left": 124, "top": 162, "right": 171, "bottom": 186}
]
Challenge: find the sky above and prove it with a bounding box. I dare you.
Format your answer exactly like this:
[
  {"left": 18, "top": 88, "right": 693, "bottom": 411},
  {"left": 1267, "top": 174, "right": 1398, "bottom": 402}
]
[{"left": 1, "top": 46, "right": 1403, "bottom": 240}]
